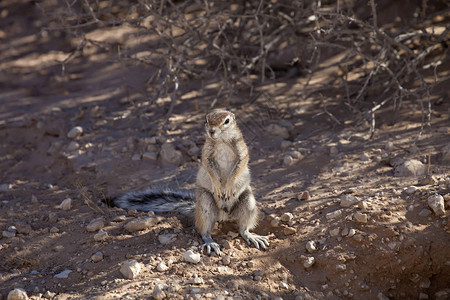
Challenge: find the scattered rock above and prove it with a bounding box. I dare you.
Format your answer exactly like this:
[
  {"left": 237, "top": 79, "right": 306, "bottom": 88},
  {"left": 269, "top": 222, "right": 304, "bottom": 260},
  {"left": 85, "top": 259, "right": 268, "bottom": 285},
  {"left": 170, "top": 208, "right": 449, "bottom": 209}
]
[
  {"left": 222, "top": 255, "right": 231, "bottom": 266},
  {"left": 31, "top": 194, "right": 38, "bottom": 203},
  {"left": 142, "top": 152, "right": 158, "bottom": 161},
  {"left": 354, "top": 212, "right": 368, "bottom": 223},
  {"left": 326, "top": 209, "right": 343, "bottom": 220},
  {"left": 303, "top": 256, "right": 315, "bottom": 269},
  {"left": 160, "top": 142, "right": 182, "bottom": 166},
  {"left": 156, "top": 262, "right": 169, "bottom": 272},
  {"left": 183, "top": 250, "right": 201, "bottom": 264},
  {"left": 124, "top": 216, "right": 160, "bottom": 232},
  {"left": 54, "top": 269, "right": 72, "bottom": 279},
  {"left": 427, "top": 194, "right": 445, "bottom": 216},
  {"left": 340, "top": 194, "right": 359, "bottom": 207},
  {"left": 67, "top": 141, "right": 79, "bottom": 151},
  {"left": 280, "top": 212, "right": 294, "bottom": 222},
  {"left": 394, "top": 159, "right": 426, "bottom": 177},
  {"left": 2, "top": 231, "right": 15, "bottom": 238},
  {"left": 86, "top": 217, "right": 105, "bottom": 232},
  {"left": 306, "top": 241, "right": 316, "bottom": 253},
  {"left": 91, "top": 251, "right": 104, "bottom": 262},
  {"left": 405, "top": 186, "right": 419, "bottom": 195},
  {"left": 131, "top": 154, "right": 141, "bottom": 161},
  {"left": 283, "top": 155, "right": 295, "bottom": 167},
  {"left": 419, "top": 208, "right": 432, "bottom": 217},
  {"left": 266, "top": 124, "right": 289, "bottom": 139},
  {"left": 419, "top": 176, "right": 437, "bottom": 185},
  {"left": 330, "top": 228, "right": 340, "bottom": 237},
  {"left": 94, "top": 230, "right": 109, "bottom": 242},
  {"left": 59, "top": 198, "right": 72, "bottom": 210},
  {"left": 441, "top": 143, "right": 450, "bottom": 161},
  {"left": 360, "top": 152, "right": 370, "bottom": 161},
  {"left": 120, "top": 260, "right": 141, "bottom": 279},
  {"left": 437, "top": 126, "right": 449, "bottom": 133},
  {"left": 284, "top": 227, "right": 297, "bottom": 235},
  {"left": 384, "top": 141, "right": 394, "bottom": 152},
  {"left": 270, "top": 217, "right": 280, "bottom": 228},
  {"left": 280, "top": 282, "right": 289, "bottom": 289},
  {"left": 336, "top": 264, "right": 347, "bottom": 272},
  {"left": 153, "top": 284, "right": 166, "bottom": 300},
  {"left": 188, "top": 275, "right": 204, "bottom": 285},
  {"left": 299, "top": 191, "right": 311, "bottom": 201},
  {"left": 158, "top": 233, "right": 177, "bottom": 245},
  {"left": 329, "top": 146, "right": 339, "bottom": 156},
  {"left": 15, "top": 222, "right": 32, "bottom": 235},
  {"left": 0, "top": 183, "right": 12, "bottom": 192},
  {"left": 67, "top": 126, "right": 83, "bottom": 139},
  {"left": 7, "top": 288, "right": 28, "bottom": 300}
]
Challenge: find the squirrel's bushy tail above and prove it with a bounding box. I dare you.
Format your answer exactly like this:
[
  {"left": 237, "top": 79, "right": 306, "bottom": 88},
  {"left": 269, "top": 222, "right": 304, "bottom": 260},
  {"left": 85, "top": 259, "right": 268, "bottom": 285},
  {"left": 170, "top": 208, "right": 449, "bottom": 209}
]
[{"left": 108, "top": 188, "right": 195, "bottom": 217}]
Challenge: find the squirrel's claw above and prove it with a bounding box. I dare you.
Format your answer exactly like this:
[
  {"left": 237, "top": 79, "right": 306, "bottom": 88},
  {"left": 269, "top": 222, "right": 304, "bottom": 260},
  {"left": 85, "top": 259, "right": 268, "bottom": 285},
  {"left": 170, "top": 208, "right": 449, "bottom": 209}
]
[
  {"left": 201, "top": 236, "right": 221, "bottom": 256},
  {"left": 241, "top": 231, "right": 269, "bottom": 251}
]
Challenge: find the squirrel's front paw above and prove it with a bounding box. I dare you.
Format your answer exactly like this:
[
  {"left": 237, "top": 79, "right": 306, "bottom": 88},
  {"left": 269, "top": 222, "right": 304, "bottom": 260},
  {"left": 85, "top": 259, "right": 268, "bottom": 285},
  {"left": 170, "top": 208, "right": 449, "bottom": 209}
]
[
  {"left": 241, "top": 231, "right": 269, "bottom": 250},
  {"left": 201, "top": 236, "right": 221, "bottom": 256}
]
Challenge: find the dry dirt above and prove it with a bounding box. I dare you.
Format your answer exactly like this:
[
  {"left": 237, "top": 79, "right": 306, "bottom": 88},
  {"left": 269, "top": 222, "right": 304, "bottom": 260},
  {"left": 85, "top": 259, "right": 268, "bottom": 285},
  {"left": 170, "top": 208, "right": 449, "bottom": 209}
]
[{"left": 1, "top": 1, "right": 450, "bottom": 300}]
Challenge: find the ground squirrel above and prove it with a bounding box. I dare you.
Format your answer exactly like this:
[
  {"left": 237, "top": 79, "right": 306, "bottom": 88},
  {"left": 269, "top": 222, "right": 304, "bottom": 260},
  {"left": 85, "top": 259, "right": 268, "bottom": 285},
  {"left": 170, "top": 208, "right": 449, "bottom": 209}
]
[{"left": 108, "top": 109, "right": 269, "bottom": 255}]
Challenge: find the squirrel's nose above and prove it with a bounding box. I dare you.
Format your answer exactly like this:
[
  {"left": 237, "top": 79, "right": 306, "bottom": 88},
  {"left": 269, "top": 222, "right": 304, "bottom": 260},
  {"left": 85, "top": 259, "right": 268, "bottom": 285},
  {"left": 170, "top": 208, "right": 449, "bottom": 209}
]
[{"left": 209, "top": 128, "right": 216, "bottom": 135}]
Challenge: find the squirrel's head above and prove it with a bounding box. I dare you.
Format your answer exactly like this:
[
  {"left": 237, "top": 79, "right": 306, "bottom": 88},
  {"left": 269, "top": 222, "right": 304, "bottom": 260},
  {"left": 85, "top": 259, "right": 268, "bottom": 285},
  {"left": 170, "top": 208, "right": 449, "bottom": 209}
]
[{"left": 205, "top": 109, "right": 237, "bottom": 140}]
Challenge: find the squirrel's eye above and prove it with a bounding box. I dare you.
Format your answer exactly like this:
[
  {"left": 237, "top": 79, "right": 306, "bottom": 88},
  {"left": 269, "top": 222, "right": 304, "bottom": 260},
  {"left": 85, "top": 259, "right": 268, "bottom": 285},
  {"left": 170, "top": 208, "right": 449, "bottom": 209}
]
[{"left": 224, "top": 118, "right": 230, "bottom": 125}]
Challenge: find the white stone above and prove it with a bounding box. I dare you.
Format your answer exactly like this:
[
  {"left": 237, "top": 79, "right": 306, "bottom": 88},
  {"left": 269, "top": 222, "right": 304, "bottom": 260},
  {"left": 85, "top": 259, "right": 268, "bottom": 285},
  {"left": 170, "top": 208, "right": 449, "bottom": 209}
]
[
  {"left": 303, "top": 256, "right": 315, "bottom": 269},
  {"left": 153, "top": 284, "right": 167, "bottom": 300},
  {"left": 54, "top": 269, "right": 72, "bottom": 278},
  {"left": 158, "top": 233, "right": 177, "bottom": 245},
  {"left": 86, "top": 217, "right": 105, "bottom": 232},
  {"left": 270, "top": 217, "right": 280, "bottom": 227},
  {"left": 156, "top": 262, "right": 169, "bottom": 272},
  {"left": 7, "top": 288, "right": 28, "bottom": 300},
  {"left": 330, "top": 228, "right": 340, "bottom": 237},
  {"left": 348, "top": 229, "right": 356, "bottom": 237},
  {"left": 124, "top": 216, "right": 160, "bottom": 232},
  {"left": 306, "top": 241, "right": 316, "bottom": 253},
  {"left": 427, "top": 194, "right": 445, "bottom": 216},
  {"left": 340, "top": 194, "right": 359, "bottom": 208},
  {"left": 394, "top": 159, "right": 426, "bottom": 177},
  {"left": 94, "top": 230, "right": 109, "bottom": 242},
  {"left": 183, "top": 250, "right": 201, "bottom": 264},
  {"left": 283, "top": 155, "right": 295, "bottom": 167},
  {"left": 120, "top": 260, "right": 141, "bottom": 279},
  {"left": 354, "top": 212, "right": 368, "bottom": 223},
  {"left": 326, "top": 209, "right": 343, "bottom": 220},
  {"left": 59, "top": 198, "right": 72, "bottom": 210},
  {"left": 405, "top": 186, "right": 419, "bottom": 195},
  {"left": 280, "top": 212, "right": 294, "bottom": 222},
  {"left": 336, "top": 264, "right": 347, "bottom": 272},
  {"left": 280, "top": 282, "right": 289, "bottom": 289},
  {"left": 67, "top": 126, "right": 83, "bottom": 139}
]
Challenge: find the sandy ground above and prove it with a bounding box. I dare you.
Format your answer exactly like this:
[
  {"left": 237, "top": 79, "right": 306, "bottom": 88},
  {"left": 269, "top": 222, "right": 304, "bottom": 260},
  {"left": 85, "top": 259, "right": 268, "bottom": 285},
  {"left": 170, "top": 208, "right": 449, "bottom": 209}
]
[{"left": 1, "top": 1, "right": 449, "bottom": 300}]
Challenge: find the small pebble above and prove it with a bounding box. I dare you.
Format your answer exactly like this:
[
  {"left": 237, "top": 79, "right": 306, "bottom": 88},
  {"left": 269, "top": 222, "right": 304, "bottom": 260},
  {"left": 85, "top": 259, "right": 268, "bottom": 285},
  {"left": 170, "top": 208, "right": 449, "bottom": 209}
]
[
  {"left": 120, "top": 260, "right": 141, "bottom": 279},
  {"left": 59, "top": 198, "right": 72, "bottom": 210},
  {"left": 303, "top": 256, "right": 315, "bottom": 269},
  {"left": 280, "top": 212, "right": 294, "bottom": 222},
  {"left": 354, "top": 212, "right": 368, "bottom": 223},
  {"left": 427, "top": 194, "right": 445, "bottom": 216},
  {"left": 86, "top": 217, "right": 105, "bottom": 232},
  {"left": 284, "top": 227, "right": 297, "bottom": 235},
  {"left": 299, "top": 191, "right": 311, "bottom": 200},
  {"left": 156, "top": 262, "right": 169, "bottom": 272},
  {"left": 7, "top": 288, "right": 28, "bottom": 300},
  {"left": 222, "top": 255, "right": 231, "bottom": 266},
  {"left": 306, "top": 241, "right": 316, "bottom": 253},
  {"left": 94, "top": 230, "right": 109, "bottom": 242},
  {"left": 405, "top": 186, "right": 419, "bottom": 195},
  {"left": 183, "top": 250, "right": 201, "bottom": 264},
  {"left": 54, "top": 269, "right": 72, "bottom": 279},
  {"left": 91, "top": 251, "right": 103, "bottom": 262},
  {"left": 67, "top": 126, "right": 83, "bottom": 139}
]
